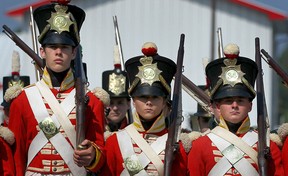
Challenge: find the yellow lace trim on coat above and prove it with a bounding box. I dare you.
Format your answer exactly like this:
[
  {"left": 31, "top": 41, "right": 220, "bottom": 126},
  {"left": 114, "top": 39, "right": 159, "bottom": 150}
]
[
  {"left": 42, "top": 67, "right": 74, "bottom": 91},
  {"left": 132, "top": 112, "right": 166, "bottom": 133},
  {"left": 219, "top": 115, "right": 250, "bottom": 134}
]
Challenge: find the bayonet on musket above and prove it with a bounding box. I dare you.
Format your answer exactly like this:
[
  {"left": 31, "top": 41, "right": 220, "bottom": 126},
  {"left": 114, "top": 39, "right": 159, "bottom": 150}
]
[
  {"left": 113, "top": 16, "right": 125, "bottom": 71},
  {"left": 217, "top": 27, "right": 224, "bottom": 58},
  {"left": 29, "top": 6, "right": 42, "bottom": 81},
  {"left": 112, "top": 15, "right": 133, "bottom": 124}
]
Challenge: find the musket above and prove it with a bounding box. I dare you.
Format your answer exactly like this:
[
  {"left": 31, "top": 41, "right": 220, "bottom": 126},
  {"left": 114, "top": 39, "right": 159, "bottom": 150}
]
[
  {"left": 164, "top": 34, "right": 185, "bottom": 176},
  {"left": 217, "top": 27, "right": 224, "bottom": 58},
  {"left": 112, "top": 15, "right": 133, "bottom": 124},
  {"left": 255, "top": 37, "right": 270, "bottom": 176},
  {"left": 261, "top": 49, "right": 288, "bottom": 87},
  {"left": 2, "top": 25, "right": 44, "bottom": 72},
  {"left": 74, "top": 46, "right": 89, "bottom": 149},
  {"left": 29, "top": 6, "right": 41, "bottom": 81},
  {"left": 181, "top": 74, "right": 211, "bottom": 113}
]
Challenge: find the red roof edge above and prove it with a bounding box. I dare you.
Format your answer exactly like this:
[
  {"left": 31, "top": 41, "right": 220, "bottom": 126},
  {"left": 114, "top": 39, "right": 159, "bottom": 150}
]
[
  {"left": 230, "top": 0, "right": 288, "bottom": 20},
  {"left": 6, "top": 0, "right": 50, "bottom": 17}
]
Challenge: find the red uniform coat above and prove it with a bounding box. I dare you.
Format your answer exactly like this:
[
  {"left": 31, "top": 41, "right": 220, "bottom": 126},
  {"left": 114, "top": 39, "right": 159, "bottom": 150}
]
[
  {"left": 0, "top": 136, "right": 15, "bottom": 175},
  {"left": 188, "top": 131, "right": 284, "bottom": 176},
  {"left": 101, "top": 128, "right": 187, "bottom": 175},
  {"left": 283, "top": 137, "right": 288, "bottom": 176},
  {"left": 9, "top": 82, "right": 105, "bottom": 175}
]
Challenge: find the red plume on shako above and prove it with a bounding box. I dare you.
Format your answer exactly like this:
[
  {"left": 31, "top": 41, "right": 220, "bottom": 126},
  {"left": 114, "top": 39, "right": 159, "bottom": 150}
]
[
  {"left": 141, "top": 42, "right": 158, "bottom": 56},
  {"left": 223, "top": 43, "right": 240, "bottom": 59},
  {"left": 50, "top": 0, "right": 71, "bottom": 5}
]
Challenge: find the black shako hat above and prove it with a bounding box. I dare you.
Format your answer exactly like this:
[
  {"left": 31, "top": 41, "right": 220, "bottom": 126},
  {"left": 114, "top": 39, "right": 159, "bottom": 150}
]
[
  {"left": 205, "top": 44, "right": 258, "bottom": 100},
  {"left": 125, "top": 42, "right": 176, "bottom": 97},
  {"left": 1, "top": 76, "right": 30, "bottom": 107},
  {"left": 102, "top": 46, "right": 130, "bottom": 98},
  {"left": 193, "top": 85, "right": 212, "bottom": 118},
  {"left": 33, "top": 0, "right": 85, "bottom": 46},
  {"left": 1, "top": 51, "right": 30, "bottom": 107}
]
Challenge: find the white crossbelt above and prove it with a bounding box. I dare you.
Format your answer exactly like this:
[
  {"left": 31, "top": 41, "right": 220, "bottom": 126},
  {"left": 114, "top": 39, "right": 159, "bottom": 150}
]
[
  {"left": 37, "top": 80, "right": 77, "bottom": 148},
  {"left": 25, "top": 83, "right": 86, "bottom": 176},
  {"left": 118, "top": 124, "right": 167, "bottom": 176},
  {"left": 207, "top": 126, "right": 258, "bottom": 176}
]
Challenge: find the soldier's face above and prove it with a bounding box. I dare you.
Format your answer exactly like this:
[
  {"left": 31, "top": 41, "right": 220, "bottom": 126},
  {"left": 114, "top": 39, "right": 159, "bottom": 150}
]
[
  {"left": 40, "top": 44, "right": 76, "bottom": 72},
  {"left": 133, "top": 95, "right": 166, "bottom": 121},
  {"left": 107, "top": 98, "right": 130, "bottom": 123},
  {"left": 215, "top": 96, "right": 252, "bottom": 124}
]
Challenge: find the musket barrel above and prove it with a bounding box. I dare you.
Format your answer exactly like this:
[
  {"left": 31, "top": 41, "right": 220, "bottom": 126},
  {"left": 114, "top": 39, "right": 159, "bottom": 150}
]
[
  {"left": 29, "top": 6, "right": 41, "bottom": 81},
  {"left": 255, "top": 37, "right": 268, "bottom": 176},
  {"left": 261, "top": 49, "right": 288, "bottom": 86},
  {"left": 164, "top": 34, "right": 185, "bottom": 176},
  {"left": 74, "top": 46, "right": 88, "bottom": 149},
  {"left": 181, "top": 74, "right": 211, "bottom": 113},
  {"left": 2, "top": 25, "right": 44, "bottom": 72}
]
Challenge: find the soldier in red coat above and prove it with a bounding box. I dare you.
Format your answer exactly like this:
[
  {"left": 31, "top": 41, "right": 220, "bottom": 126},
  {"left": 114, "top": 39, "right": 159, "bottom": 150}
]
[
  {"left": 278, "top": 122, "right": 288, "bottom": 175},
  {"left": 283, "top": 137, "right": 288, "bottom": 175},
  {"left": 8, "top": 1, "right": 105, "bottom": 175},
  {"left": 188, "top": 44, "right": 284, "bottom": 176},
  {"left": 99, "top": 42, "right": 187, "bottom": 175},
  {"left": 0, "top": 124, "right": 15, "bottom": 176},
  {"left": 0, "top": 50, "right": 30, "bottom": 176},
  {"left": 102, "top": 46, "right": 131, "bottom": 133}
]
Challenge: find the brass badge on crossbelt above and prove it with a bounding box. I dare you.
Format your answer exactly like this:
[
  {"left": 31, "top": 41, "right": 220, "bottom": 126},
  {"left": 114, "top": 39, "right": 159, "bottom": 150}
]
[{"left": 39, "top": 117, "right": 59, "bottom": 139}]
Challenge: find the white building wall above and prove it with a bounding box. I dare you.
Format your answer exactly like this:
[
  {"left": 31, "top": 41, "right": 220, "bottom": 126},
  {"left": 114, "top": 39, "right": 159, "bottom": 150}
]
[{"left": 0, "top": 0, "right": 274, "bottom": 126}]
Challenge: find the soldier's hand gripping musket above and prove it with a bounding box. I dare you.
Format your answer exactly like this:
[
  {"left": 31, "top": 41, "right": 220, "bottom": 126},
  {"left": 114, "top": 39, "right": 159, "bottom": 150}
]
[
  {"left": 164, "top": 34, "right": 185, "bottom": 176},
  {"left": 261, "top": 49, "right": 288, "bottom": 87}
]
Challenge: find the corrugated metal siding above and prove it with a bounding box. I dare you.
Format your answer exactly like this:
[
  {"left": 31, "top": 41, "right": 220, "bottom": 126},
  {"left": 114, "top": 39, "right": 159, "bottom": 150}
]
[{"left": 0, "top": 0, "right": 274, "bottom": 126}]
